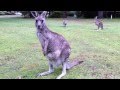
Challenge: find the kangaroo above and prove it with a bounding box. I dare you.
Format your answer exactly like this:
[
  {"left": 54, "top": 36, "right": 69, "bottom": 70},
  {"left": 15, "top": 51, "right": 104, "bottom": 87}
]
[
  {"left": 63, "top": 19, "right": 67, "bottom": 27},
  {"left": 31, "top": 11, "right": 83, "bottom": 79},
  {"left": 94, "top": 16, "right": 103, "bottom": 30}
]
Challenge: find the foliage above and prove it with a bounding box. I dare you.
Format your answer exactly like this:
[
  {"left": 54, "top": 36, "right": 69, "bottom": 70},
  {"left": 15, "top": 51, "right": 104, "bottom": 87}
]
[
  {"left": 0, "top": 11, "right": 16, "bottom": 15},
  {"left": 76, "top": 11, "right": 81, "bottom": 18},
  {"left": 20, "top": 11, "right": 31, "bottom": 18},
  {"left": 48, "top": 11, "right": 65, "bottom": 18},
  {"left": 20, "top": 11, "right": 81, "bottom": 18}
]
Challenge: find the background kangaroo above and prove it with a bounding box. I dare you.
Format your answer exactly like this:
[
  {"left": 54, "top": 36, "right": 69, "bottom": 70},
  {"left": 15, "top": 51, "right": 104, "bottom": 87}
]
[
  {"left": 94, "top": 16, "right": 103, "bottom": 30},
  {"left": 31, "top": 11, "right": 83, "bottom": 79},
  {"left": 63, "top": 19, "right": 67, "bottom": 27}
]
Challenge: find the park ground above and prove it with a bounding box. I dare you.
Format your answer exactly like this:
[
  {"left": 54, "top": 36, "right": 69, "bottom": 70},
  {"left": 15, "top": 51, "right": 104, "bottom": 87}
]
[{"left": 0, "top": 16, "right": 120, "bottom": 79}]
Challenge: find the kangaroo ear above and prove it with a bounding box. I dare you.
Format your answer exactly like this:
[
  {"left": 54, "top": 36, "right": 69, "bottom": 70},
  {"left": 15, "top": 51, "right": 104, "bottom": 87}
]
[
  {"left": 31, "top": 11, "right": 39, "bottom": 18},
  {"left": 41, "top": 11, "right": 47, "bottom": 18},
  {"left": 95, "top": 16, "right": 98, "bottom": 19}
]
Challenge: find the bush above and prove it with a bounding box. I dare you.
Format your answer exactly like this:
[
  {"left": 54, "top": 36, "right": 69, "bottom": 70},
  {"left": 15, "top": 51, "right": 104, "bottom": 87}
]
[
  {"left": 0, "top": 11, "right": 16, "bottom": 15},
  {"left": 49, "top": 11, "right": 64, "bottom": 18},
  {"left": 83, "top": 11, "right": 98, "bottom": 18},
  {"left": 67, "top": 11, "right": 75, "bottom": 17},
  {"left": 20, "top": 11, "right": 31, "bottom": 18},
  {"left": 0, "top": 11, "right": 5, "bottom": 15},
  {"left": 76, "top": 11, "right": 83, "bottom": 18}
]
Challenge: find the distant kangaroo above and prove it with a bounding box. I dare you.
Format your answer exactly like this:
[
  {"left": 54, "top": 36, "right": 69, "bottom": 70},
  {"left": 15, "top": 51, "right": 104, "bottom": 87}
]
[
  {"left": 31, "top": 11, "right": 83, "bottom": 79},
  {"left": 94, "top": 16, "right": 103, "bottom": 30},
  {"left": 63, "top": 19, "right": 67, "bottom": 27}
]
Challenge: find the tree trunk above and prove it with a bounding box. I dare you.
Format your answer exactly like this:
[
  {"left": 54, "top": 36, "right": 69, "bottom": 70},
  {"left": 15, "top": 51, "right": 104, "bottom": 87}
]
[
  {"left": 114, "top": 11, "right": 116, "bottom": 18},
  {"left": 63, "top": 11, "right": 67, "bottom": 18},
  {"left": 98, "top": 11, "right": 103, "bottom": 19}
]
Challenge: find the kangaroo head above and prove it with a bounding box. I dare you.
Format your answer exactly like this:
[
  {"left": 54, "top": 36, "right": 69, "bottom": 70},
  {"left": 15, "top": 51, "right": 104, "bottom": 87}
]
[{"left": 31, "top": 11, "right": 48, "bottom": 30}]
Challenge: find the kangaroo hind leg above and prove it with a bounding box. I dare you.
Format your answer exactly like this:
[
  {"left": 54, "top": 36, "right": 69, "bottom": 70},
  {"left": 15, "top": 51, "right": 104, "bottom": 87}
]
[
  {"left": 56, "top": 61, "right": 67, "bottom": 79},
  {"left": 37, "top": 61, "right": 54, "bottom": 77}
]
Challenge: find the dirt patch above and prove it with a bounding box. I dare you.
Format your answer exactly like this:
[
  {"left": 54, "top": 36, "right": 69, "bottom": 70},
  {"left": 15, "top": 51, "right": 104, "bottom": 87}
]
[
  {"left": 20, "top": 63, "right": 39, "bottom": 71},
  {"left": 30, "top": 43, "right": 41, "bottom": 49},
  {"left": 72, "top": 52, "right": 108, "bottom": 63}
]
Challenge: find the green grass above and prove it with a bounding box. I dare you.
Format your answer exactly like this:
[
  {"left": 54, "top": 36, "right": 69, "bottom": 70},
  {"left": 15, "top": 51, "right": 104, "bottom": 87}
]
[{"left": 0, "top": 17, "right": 120, "bottom": 79}]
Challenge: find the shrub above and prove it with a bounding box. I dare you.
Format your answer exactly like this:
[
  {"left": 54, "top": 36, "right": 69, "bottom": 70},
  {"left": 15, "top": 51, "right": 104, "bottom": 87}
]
[{"left": 49, "top": 11, "right": 64, "bottom": 18}]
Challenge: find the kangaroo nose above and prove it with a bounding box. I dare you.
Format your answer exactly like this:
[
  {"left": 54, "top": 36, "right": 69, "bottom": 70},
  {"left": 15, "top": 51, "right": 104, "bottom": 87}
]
[{"left": 38, "top": 25, "right": 40, "bottom": 29}]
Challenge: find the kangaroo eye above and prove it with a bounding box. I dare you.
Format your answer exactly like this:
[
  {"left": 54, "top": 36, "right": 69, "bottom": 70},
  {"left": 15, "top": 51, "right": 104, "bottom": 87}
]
[{"left": 36, "top": 20, "right": 38, "bottom": 23}]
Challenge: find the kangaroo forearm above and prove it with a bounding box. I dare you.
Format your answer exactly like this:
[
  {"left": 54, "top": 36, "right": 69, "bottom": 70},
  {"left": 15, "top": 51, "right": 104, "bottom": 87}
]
[{"left": 43, "top": 40, "right": 49, "bottom": 55}]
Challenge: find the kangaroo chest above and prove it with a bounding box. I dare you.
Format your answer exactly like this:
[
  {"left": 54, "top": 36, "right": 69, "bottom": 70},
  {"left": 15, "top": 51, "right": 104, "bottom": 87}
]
[{"left": 37, "top": 32, "right": 46, "bottom": 48}]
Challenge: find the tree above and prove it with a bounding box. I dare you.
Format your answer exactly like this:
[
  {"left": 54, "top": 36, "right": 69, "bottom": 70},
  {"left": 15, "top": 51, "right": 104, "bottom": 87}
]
[
  {"left": 20, "top": 11, "right": 31, "bottom": 18},
  {"left": 83, "top": 11, "right": 98, "bottom": 18},
  {"left": 76, "top": 11, "right": 83, "bottom": 18},
  {"left": 48, "top": 11, "right": 65, "bottom": 18},
  {"left": 98, "top": 11, "right": 103, "bottom": 19},
  {"left": 63, "top": 11, "right": 68, "bottom": 18},
  {"left": 0, "top": 11, "right": 16, "bottom": 15}
]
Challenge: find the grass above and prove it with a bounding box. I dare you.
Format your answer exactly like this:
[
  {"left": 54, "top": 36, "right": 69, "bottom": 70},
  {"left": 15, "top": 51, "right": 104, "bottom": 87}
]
[{"left": 0, "top": 17, "right": 120, "bottom": 79}]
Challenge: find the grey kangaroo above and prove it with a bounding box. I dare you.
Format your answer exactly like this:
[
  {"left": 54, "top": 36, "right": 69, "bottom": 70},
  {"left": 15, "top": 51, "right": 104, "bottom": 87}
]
[
  {"left": 31, "top": 11, "right": 83, "bottom": 79},
  {"left": 63, "top": 19, "right": 67, "bottom": 27},
  {"left": 94, "top": 16, "right": 103, "bottom": 30}
]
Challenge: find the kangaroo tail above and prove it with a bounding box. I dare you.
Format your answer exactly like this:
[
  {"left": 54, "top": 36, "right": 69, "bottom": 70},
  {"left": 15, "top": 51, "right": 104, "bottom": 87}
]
[{"left": 66, "top": 60, "right": 83, "bottom": 70}]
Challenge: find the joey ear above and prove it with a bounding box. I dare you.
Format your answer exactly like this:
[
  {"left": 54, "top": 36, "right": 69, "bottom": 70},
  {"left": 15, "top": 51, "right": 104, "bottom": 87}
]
[{"left": 41, "top": 11, "right": 47, "bottom": 18}]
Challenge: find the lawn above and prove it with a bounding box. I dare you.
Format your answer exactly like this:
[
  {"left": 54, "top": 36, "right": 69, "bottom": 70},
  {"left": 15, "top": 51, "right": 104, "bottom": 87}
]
[{"left": 0, "top": 17, "right": 120, "bottom": 79}]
